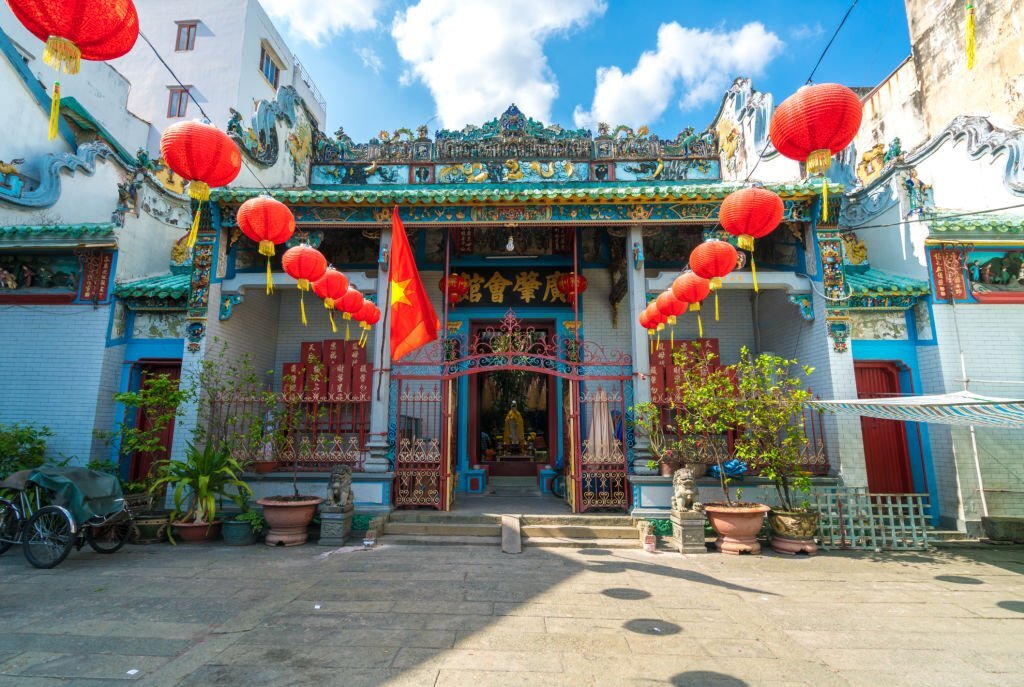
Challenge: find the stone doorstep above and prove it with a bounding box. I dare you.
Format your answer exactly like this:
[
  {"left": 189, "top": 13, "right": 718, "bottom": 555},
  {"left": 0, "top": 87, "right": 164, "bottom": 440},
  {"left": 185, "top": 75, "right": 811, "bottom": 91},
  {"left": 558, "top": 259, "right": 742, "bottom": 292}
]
[
  {"left": 384, "top": 522, "right": 502, "bottom": 537},
  {"left": 380, "top": 534, "right": 502, "bottom": 546},
  {"left": 520, "top": 525, "right": 640, "bottom": 540}
]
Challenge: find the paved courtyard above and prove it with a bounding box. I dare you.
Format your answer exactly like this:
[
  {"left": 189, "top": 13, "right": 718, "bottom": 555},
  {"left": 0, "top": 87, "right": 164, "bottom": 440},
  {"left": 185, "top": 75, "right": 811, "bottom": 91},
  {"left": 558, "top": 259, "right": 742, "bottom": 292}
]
[{"left": 0, "top": 540, "right": 1022, "bottom": 687}]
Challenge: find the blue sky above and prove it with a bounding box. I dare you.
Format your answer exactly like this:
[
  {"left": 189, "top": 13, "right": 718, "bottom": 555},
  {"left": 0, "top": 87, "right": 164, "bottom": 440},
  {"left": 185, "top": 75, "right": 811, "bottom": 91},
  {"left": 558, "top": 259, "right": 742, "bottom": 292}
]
[{"left": 262, "top": 0, "right": 911, "bottom": 141}]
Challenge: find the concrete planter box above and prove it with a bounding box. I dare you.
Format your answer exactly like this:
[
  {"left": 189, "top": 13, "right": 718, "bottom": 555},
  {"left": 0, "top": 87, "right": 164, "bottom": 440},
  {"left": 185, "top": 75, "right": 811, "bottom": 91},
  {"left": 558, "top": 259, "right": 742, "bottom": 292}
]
[{"left": 982, "top": 516, "right": 1024, "bottom": 543}]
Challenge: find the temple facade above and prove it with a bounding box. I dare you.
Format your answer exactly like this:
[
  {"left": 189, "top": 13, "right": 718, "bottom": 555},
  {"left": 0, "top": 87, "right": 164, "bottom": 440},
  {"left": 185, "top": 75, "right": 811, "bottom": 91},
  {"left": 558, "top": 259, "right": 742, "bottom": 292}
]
[{"left": 1, "top": 2, "right": 1021, "bottom": 535}]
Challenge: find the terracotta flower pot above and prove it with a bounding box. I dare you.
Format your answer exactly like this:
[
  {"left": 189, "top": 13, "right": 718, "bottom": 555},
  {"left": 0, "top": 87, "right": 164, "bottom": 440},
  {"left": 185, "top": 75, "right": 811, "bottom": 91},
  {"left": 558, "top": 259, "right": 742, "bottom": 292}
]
[
  {"left": 703, "top": 503, "right": 770, "bottom": 555},
  {"left": 767, "top": 509, "right": 820, "bottom": 555},
  {"left": 250, "top": 461, "right": 278, "bottom": 474},
  {"left": 172, "top": 520, "right": 222, "bottom": 543},
  {"left": 660, "top": 462, "right": 677, "bottom": 477},
  {"left": 257, "top": 496, "right": 323, "bottom": 546}
]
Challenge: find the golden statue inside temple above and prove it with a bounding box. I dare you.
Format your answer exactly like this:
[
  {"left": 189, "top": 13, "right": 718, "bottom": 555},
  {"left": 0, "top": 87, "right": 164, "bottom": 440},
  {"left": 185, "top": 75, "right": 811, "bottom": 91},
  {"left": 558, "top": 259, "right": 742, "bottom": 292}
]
[{"left": 503, "top": 401, "right": 526, "bottom": 454}]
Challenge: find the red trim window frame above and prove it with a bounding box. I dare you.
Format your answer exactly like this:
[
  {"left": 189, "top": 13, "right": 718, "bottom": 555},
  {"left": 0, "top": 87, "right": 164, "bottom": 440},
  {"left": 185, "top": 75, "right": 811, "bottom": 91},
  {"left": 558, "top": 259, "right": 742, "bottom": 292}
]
[
  {"left": 167, "top": 86, "right": 189, "bottom": 118},
  {"left": 175, "top": 22, "right": 197, "bottom": 51}
]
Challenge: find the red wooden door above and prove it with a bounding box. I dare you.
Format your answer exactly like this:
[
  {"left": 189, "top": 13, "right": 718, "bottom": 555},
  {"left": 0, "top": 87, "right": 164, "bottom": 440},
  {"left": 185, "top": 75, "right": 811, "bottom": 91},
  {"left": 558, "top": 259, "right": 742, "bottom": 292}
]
[
  {"left": 854, "top": 362, "right": 913, "bottom": 493},
  {"left": 129, "top": 362, "right": 182, "bottom": 482}
]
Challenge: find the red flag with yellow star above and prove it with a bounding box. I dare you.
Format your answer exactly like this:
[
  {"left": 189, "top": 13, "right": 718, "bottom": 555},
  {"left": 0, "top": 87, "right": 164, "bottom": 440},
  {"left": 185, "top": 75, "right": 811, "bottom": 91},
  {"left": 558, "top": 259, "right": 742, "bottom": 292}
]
[{"left": 389, "top": 207, "right": 439, "bottom": 360}]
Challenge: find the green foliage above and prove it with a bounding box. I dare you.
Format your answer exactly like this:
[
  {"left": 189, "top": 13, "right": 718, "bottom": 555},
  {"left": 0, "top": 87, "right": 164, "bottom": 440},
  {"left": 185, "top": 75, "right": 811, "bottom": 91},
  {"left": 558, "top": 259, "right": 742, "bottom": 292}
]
[
  {"left": 149, "top": 441, "right": 252, "bottom": 525},
  {"left": 0, "top": 423, "right": 52, "bottom": 480},
  {"left": 96, "top": 373, "right": 190, "bottom": 477},
  {"left": 651, "top": 344, "right": 815, "bottom": 509},
  {"left": 234, "top": 509, "right": 265, "bottom": 535},
  {"left": 351, "top": 514, "right": 374, "bottom": 532},
  {"left": 632, "top": 402, "right": 673, "bottom": 468},
  {"left": 732, "top": 348, "right": 815, "bottom": 512}
]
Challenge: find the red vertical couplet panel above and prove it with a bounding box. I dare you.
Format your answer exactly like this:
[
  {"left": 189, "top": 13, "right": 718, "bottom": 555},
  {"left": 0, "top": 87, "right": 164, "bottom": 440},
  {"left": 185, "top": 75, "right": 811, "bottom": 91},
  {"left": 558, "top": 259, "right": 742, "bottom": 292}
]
[{"left": 854, "top": 362, "right": 914, "bottom": 493}]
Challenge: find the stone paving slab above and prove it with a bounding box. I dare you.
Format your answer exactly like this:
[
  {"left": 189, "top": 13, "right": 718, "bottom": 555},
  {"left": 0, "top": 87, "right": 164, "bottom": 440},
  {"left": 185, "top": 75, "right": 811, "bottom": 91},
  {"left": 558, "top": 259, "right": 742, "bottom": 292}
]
[{"left": 1, "top": 541, "right": 1022, "bottom": 686}]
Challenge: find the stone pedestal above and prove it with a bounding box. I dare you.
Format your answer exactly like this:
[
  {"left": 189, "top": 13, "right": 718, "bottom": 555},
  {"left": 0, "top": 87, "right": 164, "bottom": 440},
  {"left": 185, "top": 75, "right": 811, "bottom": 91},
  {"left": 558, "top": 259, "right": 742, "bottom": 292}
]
[
  {"left": 670, "top": 510, "right": 708, "bottom": 554},
  {"left": 319, "top": 504, "right": 354, "bottom": 546}
]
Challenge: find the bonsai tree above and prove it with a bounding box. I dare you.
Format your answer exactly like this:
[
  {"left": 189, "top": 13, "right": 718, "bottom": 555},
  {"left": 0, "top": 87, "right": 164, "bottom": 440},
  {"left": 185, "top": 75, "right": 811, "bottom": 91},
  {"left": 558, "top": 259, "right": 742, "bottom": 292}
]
[
  {"left": 663, "top": 344, "right": 743, "bottom": 505},
  {"left": 733, "top": 348, "right": 815, "bottom": 512}
]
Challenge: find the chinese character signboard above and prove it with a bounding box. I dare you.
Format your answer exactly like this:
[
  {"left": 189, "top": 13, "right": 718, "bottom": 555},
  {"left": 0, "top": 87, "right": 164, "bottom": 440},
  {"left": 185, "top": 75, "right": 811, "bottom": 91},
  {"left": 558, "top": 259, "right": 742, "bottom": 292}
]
[
  {"left": 929, "top": 249, "right": 967, "bottom": 301},
  {"left": 453, "top": 268, "right": 571, "bottom": 307}
]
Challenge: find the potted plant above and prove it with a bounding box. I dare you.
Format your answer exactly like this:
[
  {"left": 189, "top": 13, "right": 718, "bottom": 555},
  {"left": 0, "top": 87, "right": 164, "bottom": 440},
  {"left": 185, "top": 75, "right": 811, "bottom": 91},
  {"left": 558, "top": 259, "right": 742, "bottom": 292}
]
[
  {"left": 256, "top": 365, "right": 323, "bottom": 546},
  {"left": 665, "top": 344, "right": 769, "bottom": 554},
  {"left": 222, "top": 497, "right": 265, "bottom": 546},
  {"left": 734, "top": 349, "right": 819, "bottom": 555},
  {"left": 632, "top": 402, "right": 678, "bottom": 476},
  {"left": 149, "top": 441, "right": 252, "bottom": 543}
]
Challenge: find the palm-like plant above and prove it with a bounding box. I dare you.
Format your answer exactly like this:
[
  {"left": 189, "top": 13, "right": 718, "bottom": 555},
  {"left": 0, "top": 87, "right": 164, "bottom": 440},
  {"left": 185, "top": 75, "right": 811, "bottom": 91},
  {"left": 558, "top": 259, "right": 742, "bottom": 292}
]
[{"left": 150, "top": 442, "right": 251, "bottom": 524}]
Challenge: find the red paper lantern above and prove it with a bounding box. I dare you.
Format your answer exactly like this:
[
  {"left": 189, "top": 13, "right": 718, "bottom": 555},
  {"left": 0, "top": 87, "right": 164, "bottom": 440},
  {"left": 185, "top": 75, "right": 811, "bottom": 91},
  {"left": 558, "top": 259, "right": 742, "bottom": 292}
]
[
  {"left": 719, "top": 187, "right": 784, "bottom": 252},
  {"left": 160, "top": 120, "right": 242, "bottom": 248},
  {"left": 236, "top": 196, "right": 295, "bottom": 294},
  {"left": 638, "top": 310, "right": 652, "bottom": 329},
  {"left": 769, "top": 83, "right": 863, "bottom": 176},
  {"left": 365, "top": 305, "right": 381, "bottom": 326},
  {"left": 8, "top": 0, "right": 139, "bottom": 139},
  {"left": 439, "top": 273, "right": 469, "bottom": 307},
  {"left": 656, "top": 290, "right": 686, "bottom": 319},
  {"left": 644, "top": 301, "right": 665, "bottom": 326},
  {"left": 312, "top": 268, "right": 348, "bottom": 334},
  {"left": 672, "top": 272, "right": 711, "bottom": 338},
  {"left": 282, "top": 244, "right": 327, "bottom": 326},
  {"left": 689, "top": 240, "right": 738, "bottom": 290},
  {"left": 557, "top": 273, "right": 588, "bottom": 306},
  {"left": 353, "top": 300, "right": 377, "bottom": 347}
]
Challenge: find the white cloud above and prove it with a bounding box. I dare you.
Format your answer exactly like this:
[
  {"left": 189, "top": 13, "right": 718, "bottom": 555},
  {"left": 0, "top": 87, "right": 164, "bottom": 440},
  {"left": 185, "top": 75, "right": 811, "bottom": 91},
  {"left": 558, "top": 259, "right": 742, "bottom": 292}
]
[
  {"left": 355, "top": 46, "right": 383, "bottom": 74},
  {"left": 790, "top": 23, "right": 825, "bottom": 41},
  {"left": 260, "top": 0, "right": 382, "bottom": 45},
  {"left": 392, "top": 0, "right": 606, "bottom": 129},
  {"left": 573, "top": 22, "right": 783, "bottom": 129}
]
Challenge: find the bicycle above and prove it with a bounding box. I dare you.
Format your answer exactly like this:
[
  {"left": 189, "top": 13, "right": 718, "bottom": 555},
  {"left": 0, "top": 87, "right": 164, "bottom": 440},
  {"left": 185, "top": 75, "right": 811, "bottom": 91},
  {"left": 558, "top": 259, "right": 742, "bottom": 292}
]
[
  {"left": 0, "top": 466, "right": 133, "bottom": 569},
  {"left": 550, "top": 465, "right": 566, "bottom": 500}
]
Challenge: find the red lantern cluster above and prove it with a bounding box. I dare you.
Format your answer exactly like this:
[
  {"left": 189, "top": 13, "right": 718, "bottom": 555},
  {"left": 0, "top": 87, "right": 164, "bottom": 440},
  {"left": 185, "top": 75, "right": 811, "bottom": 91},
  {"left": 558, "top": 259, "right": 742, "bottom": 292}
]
[
  {"left": 353, "top": 301, "right": 380, "bottom": 347},
  {"left": 236, "top": 196, "right": 295, "bottom": 294},
  {"left": 160, "top": 120, "right": 242, "bottom": 248},
  {"left": 439, "top": 273, "right": 470, "bottom": 307},
  {"left": 8, "top": 0, "right": 140, "bottom": 139},
  {"left": 719, "top": 187, "right": 784, "bottom": 253},
  {"left": 672, "top": 272, "right": 711, "bottom": 338},
  {"left": 557, "top": 273, "right": 588, "bottom": 306},
  {"left": 282, "top": 244, "right": 327, "bottom": 326},
  {"left": 689, "top": 239, "right": 738, "bottom": 321}
]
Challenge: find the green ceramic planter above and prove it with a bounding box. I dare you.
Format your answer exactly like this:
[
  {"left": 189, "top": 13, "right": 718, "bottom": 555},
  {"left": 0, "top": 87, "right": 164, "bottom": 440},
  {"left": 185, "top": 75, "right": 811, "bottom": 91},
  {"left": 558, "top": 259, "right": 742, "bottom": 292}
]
[
  {"left": 131, "top": 511, "right": 171, "bottom": 544},
  {"left": 221, "top": 519, "right": 258, "bottom": 546}
]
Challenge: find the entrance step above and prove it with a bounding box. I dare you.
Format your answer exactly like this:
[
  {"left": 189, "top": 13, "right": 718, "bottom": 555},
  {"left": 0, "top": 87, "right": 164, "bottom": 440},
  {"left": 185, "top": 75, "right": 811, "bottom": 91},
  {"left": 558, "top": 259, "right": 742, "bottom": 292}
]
[
  {"left": 523, "top": 537, "right": 641, "bottom": 549},
  {"left": 487, "top": 476, "right": 542, "bottom": 498},
  {"left": 383, "top": 522, "right": 501, "bottom": 537},
  {"left": 521, "top": 514, "right": 635, "bottom": 527},
  {"left": 387, "top": 511, "right": 501, "bottom": 525},
  {"left": 381, "top": 534, "right": 502, "bottom": 547},
  {"left": 521, "top": 524, "right": 639, "bottom": 540}
]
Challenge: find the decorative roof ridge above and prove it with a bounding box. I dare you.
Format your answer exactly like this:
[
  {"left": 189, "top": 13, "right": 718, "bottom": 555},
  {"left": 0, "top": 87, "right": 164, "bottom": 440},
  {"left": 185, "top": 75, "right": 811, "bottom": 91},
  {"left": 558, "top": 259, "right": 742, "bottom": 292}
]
[
  {"left": 0, "top": 223, "right": 114, "bottom": 236},
  {"left": 113, "top": 273, "right": 191, "bottom": 301},
  {"left": 845, "top": 267, "right": 930, "bottom": 295}
]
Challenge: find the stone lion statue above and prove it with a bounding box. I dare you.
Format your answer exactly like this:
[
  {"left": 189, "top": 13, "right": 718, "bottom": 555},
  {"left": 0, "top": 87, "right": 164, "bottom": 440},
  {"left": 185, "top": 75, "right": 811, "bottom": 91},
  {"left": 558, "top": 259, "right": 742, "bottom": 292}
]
[
  {"left": 671, "top": 466, "right": 700, "bottom": 512},
  {"left": 326, "top": 465, "right": 353, "bottom": 508}
]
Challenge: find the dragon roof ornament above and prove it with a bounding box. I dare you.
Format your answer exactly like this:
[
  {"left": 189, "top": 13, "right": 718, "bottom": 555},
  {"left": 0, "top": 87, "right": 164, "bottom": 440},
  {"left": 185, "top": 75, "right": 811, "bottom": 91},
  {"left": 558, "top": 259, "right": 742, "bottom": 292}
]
[{"left": 312, "top": 104, "right": 718, "bottom": 165}]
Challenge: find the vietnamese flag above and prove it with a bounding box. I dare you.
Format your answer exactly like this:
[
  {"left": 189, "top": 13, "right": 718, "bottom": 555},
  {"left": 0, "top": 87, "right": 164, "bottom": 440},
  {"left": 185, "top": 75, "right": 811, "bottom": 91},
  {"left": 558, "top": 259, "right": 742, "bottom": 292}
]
[{"left": 389, "top": 206, "right": 439, "bottom": 360}]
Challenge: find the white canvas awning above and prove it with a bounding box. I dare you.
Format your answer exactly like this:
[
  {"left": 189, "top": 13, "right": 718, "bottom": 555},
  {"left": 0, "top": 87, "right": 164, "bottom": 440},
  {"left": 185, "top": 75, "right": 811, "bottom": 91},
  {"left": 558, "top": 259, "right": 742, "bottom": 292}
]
[{"left": 809, "top": 391, "right": 1024, "bottom": 429}]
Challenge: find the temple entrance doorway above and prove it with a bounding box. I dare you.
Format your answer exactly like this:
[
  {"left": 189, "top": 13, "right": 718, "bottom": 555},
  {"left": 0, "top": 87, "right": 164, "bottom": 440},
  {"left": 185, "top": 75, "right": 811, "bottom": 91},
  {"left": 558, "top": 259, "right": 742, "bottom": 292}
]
[{"left": 469, "top": 321, "right": 558, "bottom": 478}]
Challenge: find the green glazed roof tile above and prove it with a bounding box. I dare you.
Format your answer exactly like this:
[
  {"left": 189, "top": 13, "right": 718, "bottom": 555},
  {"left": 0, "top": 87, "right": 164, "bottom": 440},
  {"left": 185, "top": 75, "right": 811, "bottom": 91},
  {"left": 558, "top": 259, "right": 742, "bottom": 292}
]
[
  {"left": 113, "top": 273, "right": 191, "bottom": 300},
  {"left": 211, "top": 179, "right": 837, "bottom": 205},
  {"left": 928, "top": 211, "right": 1024, "bottom": 235},
  {"left": 845, "top": 268, "right": 930, "bottom": 296},
  {"left": 0, "top": 223, "right": 115, "bottom": 239}
]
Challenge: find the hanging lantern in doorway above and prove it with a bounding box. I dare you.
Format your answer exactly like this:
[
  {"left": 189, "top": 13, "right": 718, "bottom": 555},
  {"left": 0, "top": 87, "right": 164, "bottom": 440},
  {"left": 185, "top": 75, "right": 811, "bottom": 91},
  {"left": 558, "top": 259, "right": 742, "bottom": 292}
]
[
  {"left": 719, "top": 186, "right": 783, "bottom": 292},
  {"left": 656, "top": 290, "right": 687, "bottom": 350},
  {"left": 689, "top": 240, "right": 738, "bottom": 321},
  {"left": 160, "top": 120, "right": 242, "bottom": 249},
  {"left": 556, "top": 273, "right": 588, "bottom": 306},
  {"left": 8, "top": 0, "right": 139, "bottom": 140},
  {"left": 644, "top": 300, "right": 666, "bottom": 349},
  {"left": 768, "top": 83, "right": 863, "bottom": 222},
  {"left": 439, "top": 273, "right": 469, "bottom": 307},
  {"left": 638, "top": 309, "right": 656, "bottom": 354},
  {"left": 312, "top": 268, "right": 349, "bottom": 334},
  {"left": 672, "top": 272, "right": 711, "bottom": 338},
  {"left": 354, "top": 300, "right": 376, "bottom": 347},
  {"left": 339, "top": 287, "right": 365, "bottom": 341},
  {"left": 236, "top": 196, "right": 295, "bottom": 294},
  {"left": 282, "top": 244, "right": 327, "bottom": 326}
]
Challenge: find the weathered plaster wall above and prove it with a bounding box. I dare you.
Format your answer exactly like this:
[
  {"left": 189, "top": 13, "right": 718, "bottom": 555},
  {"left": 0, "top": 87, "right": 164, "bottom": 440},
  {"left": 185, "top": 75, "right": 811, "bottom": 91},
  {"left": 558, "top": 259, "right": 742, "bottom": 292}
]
[
  {"left": 905, "top": 0, "right": 1024, "bottom": 131},
  {"left": 854, "top": 58, "right": 929, "bottom": 158}
]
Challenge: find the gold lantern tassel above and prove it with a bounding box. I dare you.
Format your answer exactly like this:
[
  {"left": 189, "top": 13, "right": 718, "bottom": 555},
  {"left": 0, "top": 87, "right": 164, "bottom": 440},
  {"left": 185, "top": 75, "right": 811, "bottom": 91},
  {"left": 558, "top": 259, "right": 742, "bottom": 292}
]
[
  {"left": 324, "top": 298, "right": 336, "bottom": 332},
  {"left": 668, "top": 316, "right": 676, "bottom": 350},
  {"left": 648, "top": 329, "right": 654, "bottom": 355},
  {"left": 750, "top": 254, "right": 759, "bottom": 293},
  {"left": 360, "top": 324, "right": 369, "bottom": 348},
  {"left": 297, "top": 278, "right": 309, "bottom": 326},
  {"left": 344, "top": 312, "right": 352, "bottom": 341},
  {"left": 714, "top": 292, "right": 720, "bottom": 321},
  {"left": 656, "top": 323, "right": 664, "bottom": 348},
  {"left": 697, "top": 311, "right": 704, "bottom": 338},
  {"left": 44, "top": 36, "right": 81, "bottom": 74},
  {"left": 48, "top": 81, "right": 61, "bottom": 141},
  {"left": 821, "top": 178, "right": 829, "bottom": 223},
  {"left": 259, "top": 240, "right": 275, "bottom": 294},
  {"left": 966, "top": 2, "right": 976, "bottom": 70},
  {"left": 185, "top": 182, "right": 210, "bottom": 250}
]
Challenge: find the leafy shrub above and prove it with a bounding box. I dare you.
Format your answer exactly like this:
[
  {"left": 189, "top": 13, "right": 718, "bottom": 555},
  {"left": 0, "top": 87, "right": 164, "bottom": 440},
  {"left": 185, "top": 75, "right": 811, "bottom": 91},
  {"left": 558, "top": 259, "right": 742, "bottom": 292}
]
[{"left": 0, "top": 423, "right": 52, "bottom": 480}]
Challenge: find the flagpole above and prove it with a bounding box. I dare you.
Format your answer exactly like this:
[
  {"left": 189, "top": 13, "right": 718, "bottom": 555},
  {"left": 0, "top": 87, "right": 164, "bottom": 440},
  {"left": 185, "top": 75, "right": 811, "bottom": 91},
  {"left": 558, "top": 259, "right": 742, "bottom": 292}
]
[{"left": 376, "top": 222, "right": 394, "bottom": 402}]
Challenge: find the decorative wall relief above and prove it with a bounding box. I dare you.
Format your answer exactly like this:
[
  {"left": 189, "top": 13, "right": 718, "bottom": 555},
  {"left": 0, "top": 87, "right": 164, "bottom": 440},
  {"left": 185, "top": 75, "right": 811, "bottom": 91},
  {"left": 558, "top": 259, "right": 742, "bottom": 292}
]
[
  {"left": 219, "top": 293, "right": 243, "bottom": 321},
  {"left": 0, "top": 254, "right": 79, "bottom": 293},
  {"left": 914, "top": 300, "right": 933, "bottom": 340},
  {"left": 311, "top": 164, "right": 408, "bottom": 185},
  {"left": 615, "top": 158, "right": 719, "bottom": 181},
  {"left": 132, "top": 312, "right": 186, "bottom": 339},
  {"left": 850, "top": 311, "right": 909, "bottom": 340},
  {"left": 788, "top": 294, "right": 814, "bottom": 321},
  {"left": 841, "top": 232, "right": 868, "bottom": 265},
  {"left": 965, "top": 249, "right": 1024, "bottom": 303},
  {"left": 826, "top": 317, "right": 850, "bottom": 353},
  {"left": 902, "top": 169, "right": 933, "bottom": 218},
  {"left": 0, "top": 141, "right": 114, "bottom": 209}
]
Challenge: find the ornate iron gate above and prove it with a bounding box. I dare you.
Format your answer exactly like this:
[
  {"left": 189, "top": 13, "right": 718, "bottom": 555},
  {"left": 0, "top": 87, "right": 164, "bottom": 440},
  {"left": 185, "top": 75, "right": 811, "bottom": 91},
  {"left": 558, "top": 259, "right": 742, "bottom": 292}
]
[{"left": 389, "top": 311, "right": 633, "bottom": 512}]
